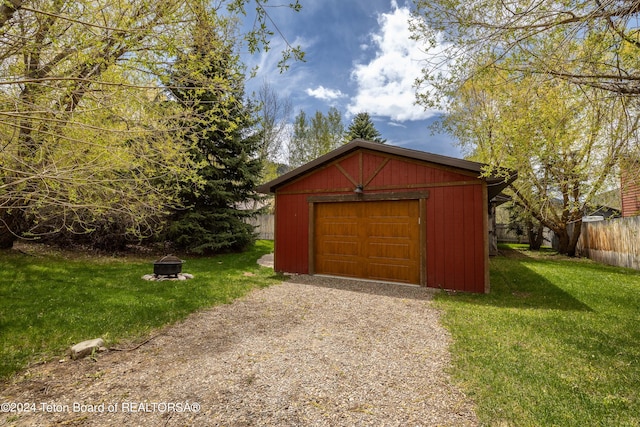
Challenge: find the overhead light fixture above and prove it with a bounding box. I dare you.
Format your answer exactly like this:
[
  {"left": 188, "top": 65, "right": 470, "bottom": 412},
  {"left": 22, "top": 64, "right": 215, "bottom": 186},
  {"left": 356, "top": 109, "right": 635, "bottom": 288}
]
[{"left": 354, "top": 184, "right": 364, "bottom": 194}]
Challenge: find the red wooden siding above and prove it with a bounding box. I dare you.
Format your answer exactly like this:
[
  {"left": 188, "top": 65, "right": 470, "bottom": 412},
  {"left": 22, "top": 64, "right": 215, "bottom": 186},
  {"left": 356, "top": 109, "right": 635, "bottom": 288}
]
[
  {"left": 425, "top": 185, "right": 485, "bottom": 292},
  {"left": 273, "top": 149, "right": 488, "bottom": 293},
  {"left": 621, "top": 169, "right": 640, "bottom": 217},
  {"left": 277, "top": 163, "right": 354, "bottom": 193},
  {"left": 274, "top": 194, "right": 309, "bottom": 274}
]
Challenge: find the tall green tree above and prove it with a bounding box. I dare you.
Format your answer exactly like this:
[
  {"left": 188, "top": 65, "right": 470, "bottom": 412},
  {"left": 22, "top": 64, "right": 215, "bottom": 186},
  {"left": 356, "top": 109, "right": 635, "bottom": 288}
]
[
  {"left": 164, "top": 12, "right": 262, "bottom": 254},
  {"left": 288, "top": 107, "right": 344, "bottom": 168},
  {"left": 0, "top": 0, "right": 302, "bottom": 249},
  {"left": 0, "top": 0, "right": 201, "bottom": 248},
  {"left": 411, "top": 1, "right": 640, "bottom": 254},
  {"left": 411, "top": 0, "right": 640, "bottom": 97},
  {"left": 442, "top": 65, "right": 633, "bottom": 255},
  {"left": 344, "top": 112, "right": 386, "bottom": 143}
]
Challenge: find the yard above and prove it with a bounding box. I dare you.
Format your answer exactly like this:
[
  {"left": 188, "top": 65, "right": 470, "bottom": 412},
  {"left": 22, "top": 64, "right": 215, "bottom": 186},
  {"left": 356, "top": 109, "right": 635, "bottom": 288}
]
[
  {"left": 0, "top": 241, "right": 284, "bottom": 380},
  {"left": 1, "top": 242, "right": 639, "bottom": 426},
  {"left": 435, "top": 244, "right": 640, "bottom": 426}
]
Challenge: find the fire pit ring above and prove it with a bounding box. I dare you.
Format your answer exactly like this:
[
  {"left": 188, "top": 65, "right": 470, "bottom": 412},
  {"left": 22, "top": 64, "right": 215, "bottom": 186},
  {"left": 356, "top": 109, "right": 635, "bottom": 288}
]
[{"left": 153, "top": 255, "right": 184, "bottom": 277}]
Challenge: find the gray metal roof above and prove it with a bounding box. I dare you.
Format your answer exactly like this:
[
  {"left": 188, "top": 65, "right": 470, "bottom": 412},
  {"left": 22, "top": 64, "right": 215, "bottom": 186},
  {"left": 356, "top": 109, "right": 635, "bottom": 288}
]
[{"left": 256, "top": 139, "right": 516, "bottom": 200}]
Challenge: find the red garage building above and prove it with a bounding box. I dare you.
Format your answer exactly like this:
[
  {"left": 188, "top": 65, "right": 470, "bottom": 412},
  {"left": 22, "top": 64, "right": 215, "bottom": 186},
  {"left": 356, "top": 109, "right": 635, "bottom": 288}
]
[{"left": 257, "top": 139, "right": 514, "bottom": 293}]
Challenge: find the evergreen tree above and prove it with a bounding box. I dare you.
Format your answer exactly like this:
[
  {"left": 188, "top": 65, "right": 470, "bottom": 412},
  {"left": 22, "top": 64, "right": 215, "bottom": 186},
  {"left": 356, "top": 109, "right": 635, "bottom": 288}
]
[
  {"left": 165, "top": 14, "right": 262, "bottom": 254},
  {"left": 344, "top": 112, "right": 386, "bottom": 143}
]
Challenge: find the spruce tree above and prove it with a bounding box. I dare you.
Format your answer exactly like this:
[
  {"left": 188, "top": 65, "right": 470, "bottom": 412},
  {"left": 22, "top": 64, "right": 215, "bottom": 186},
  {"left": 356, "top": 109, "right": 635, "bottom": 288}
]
[
  {"left": 344, "top": 112, "right": 386, "bottom": 143},
  {"left": 165, "top": 15, "right": 262, "bottom": 254}
]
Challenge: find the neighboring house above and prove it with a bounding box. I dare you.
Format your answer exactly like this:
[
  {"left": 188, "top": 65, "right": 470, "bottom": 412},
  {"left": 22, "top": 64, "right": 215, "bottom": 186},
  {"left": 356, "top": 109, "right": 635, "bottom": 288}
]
[
  {"left": 587, "top": 188, "right": 621, "bottom": 219},
  {"left": 256, "top": 139, "right": 515, "bottom": 293},
  {"left": 621, "top": 167, "right": 640, "bottom": 217}
]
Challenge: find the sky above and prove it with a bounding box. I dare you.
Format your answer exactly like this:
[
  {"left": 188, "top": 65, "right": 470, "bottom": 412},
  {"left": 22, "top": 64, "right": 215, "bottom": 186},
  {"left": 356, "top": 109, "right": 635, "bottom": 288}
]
[{"left": 240, "top": 0, "right": 461, "bottom": 158}]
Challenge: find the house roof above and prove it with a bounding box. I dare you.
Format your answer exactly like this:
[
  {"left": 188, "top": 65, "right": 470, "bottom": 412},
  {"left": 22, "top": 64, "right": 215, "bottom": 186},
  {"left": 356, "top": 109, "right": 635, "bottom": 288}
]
[
  {"left": 256, "top": 139, "right": 516, "bottom": 200},
  {"left": 590, "top": 188, "right": 621, "bottom": 212}
]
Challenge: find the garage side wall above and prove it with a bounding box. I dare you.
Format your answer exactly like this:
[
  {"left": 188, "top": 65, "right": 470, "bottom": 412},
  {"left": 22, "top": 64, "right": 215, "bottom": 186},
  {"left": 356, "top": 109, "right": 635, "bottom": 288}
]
[
  {"left": 274, "top": 193, "right": 310, "bottom": 274},
  {"left": 426, "top": 184, "right": 486, "bottom": 293},
  {"left": 272, "top": 150, "right": 488, "bottom": 293}
]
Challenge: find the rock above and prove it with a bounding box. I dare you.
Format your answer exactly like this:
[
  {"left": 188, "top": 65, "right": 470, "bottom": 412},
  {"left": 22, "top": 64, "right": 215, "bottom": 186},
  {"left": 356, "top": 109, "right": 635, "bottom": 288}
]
[
  {"left": 142, "top": 273, "right": 194, "bottom": 281},
  {"left": 70, "top": 338, "right": 105, "bottom": 360}
]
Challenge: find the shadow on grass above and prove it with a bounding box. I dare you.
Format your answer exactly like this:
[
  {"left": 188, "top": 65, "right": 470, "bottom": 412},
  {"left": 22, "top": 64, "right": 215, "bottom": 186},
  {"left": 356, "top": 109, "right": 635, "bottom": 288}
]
[{"left": 440, "top": 247, "right": 593, "bottom": 312}]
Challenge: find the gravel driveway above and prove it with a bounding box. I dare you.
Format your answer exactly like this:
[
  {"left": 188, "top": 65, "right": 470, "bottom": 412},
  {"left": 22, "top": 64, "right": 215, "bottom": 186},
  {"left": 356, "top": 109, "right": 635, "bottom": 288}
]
[{"left": 1, "top": 275, "right": 478, "bottom": 426}]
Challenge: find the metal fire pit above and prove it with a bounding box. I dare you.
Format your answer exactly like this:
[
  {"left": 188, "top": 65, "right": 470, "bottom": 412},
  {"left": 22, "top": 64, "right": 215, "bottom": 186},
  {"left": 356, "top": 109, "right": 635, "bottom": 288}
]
[{"left": 153, "top": 255, "right": 184, "bottom": 277}]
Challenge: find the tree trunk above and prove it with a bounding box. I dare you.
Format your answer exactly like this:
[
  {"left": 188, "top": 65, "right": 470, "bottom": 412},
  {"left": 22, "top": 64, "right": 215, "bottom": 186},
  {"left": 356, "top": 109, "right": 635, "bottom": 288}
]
[
  {"left": 527, "top": 220, "right": 545, "bottom": 250},
  {"left": 555, "top": 228, "right": 570, "bottom": 255},
  {"left": 0, "top": 211, "right": 25, "bottom": 249},
  {"left": 553, "top": 221, "right": 582, "bottom": 256},
  {"left": 0, "top": 230, "right": 17, "bottom": 249},
  {"left": 566, "top": 219, "right": 582, "bottom": 257}
]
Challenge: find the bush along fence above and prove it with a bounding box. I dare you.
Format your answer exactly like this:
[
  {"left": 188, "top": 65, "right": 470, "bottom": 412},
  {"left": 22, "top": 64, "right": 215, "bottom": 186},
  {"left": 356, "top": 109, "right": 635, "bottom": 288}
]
[{"left": 577, "top": 216, "right": 640, "bottom": 270}]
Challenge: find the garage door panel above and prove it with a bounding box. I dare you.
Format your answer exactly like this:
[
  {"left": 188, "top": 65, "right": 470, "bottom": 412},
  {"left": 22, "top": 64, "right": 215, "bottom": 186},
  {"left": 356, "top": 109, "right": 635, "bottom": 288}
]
[
  {"left": 317, "top": 258, "right": 361, "bottom": 277},
  {"left": 322, "top": 219, "right": 358, "bottom": 235},
  {"left": 322, "top": 241, "right": 359, "bottom": 256},
  {"left": 315, "top": 200, "right": 420, "bottom": 284},
  {"left": 320, "top": 204, "right": 357, "bottom": 219},
  {"left": 368, "top": 263, "right": 416, "bottom": 284},
  {"left": 367, "top": 242, "right": 412, "bottom": 260},
  {"left": 367, "top": 223, "right": 412, "bottom": 239}
]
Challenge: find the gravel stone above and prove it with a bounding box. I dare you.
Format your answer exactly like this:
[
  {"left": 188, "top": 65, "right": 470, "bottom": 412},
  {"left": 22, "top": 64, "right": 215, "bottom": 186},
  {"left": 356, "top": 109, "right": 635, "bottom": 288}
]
[{"left": 0, "top": 275, "right": 478, "bottom": 426}]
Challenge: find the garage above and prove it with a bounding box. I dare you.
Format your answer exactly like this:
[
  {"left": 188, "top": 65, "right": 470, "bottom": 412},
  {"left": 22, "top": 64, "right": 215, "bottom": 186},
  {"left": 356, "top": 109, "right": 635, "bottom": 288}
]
[
  {"left": 256, "top": 139, "right": 515, "bottom": 293},
  {"left": 314, "top": 200, "right": 421, "bottom": 284}
]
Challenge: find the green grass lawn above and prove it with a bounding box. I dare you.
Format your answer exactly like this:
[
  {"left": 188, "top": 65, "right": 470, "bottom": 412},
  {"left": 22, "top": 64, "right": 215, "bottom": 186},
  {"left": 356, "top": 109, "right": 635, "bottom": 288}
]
[
  {"left": 435, "top": 244, "right": 640, "bottom": 427},
  {"left": 3, "top": 240, "right": 639, "bottom": 426},
  {"left": 0, "top": 240, "right": 282, "bottom": 380}
]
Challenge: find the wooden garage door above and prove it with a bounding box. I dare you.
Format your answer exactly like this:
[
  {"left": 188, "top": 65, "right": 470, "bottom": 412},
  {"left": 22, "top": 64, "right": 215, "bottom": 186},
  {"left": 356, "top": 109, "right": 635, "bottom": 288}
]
[{"left": 314, "top": 200, "right": 420, "bottom": 284}]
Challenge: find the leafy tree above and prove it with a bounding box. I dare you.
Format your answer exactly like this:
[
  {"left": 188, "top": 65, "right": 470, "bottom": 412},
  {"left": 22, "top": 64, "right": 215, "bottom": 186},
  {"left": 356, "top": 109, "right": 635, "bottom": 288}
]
[
  {"left": 288, "top": 107, "right": 344, "bottom": 168},
  {"left": 411, "top": 0, "right": 640, "bottom": 97},
  {"left": 227, "top": 0, "right": 304, "bottom": 71},
  {"left": 441, "top": 65, "right": 633, "bottom": 255},
  {"left": 344, "top": 112, "right": 386, "bottom": 143},
  {"left": 254, "top": 80, "right": 292, "bottom": 182},
  {"left": 164, "top": 12, "right": 262, "bottom": 254},
  {"left": 0, "top": 0, "right": 302, "bottom": 249},
  {"left": 0, "top": 0, "right": 202, "bottom": 249},
  {"left": 505, "top": 203, "right": 546, "bottom": 251}
]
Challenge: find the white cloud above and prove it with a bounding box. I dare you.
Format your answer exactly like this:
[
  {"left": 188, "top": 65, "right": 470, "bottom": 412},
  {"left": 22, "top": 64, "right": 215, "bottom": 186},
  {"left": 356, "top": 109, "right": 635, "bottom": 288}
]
[
  {"left": 387, "top": 121, "right": 407, "bottom": 128},
  {"left": 348, "top": 3, "right": 442, "bottom": 122},
  {"left": 306, "top": 85, "right": 346, "bottom": 101},
  {"left": 246, "top": 36, "right": 314, "bottom": 97}
]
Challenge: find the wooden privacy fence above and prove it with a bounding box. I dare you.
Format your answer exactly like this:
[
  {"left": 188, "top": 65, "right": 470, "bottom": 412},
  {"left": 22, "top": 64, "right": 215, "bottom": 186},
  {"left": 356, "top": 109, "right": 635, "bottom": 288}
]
[
  {"left": 246, "top": 214, "right": 274, "bottom": 240},
  {"left": 577, "top": 216, "right": 640, "bottom": 270},
  {"left": 496, "top": 224, "right": 528, "bottom": 243}
]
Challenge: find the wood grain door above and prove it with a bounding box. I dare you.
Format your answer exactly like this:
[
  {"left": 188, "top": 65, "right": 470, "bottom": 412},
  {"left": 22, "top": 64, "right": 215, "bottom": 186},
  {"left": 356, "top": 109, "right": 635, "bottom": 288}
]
[{"left": 314, "top": 200, "right": 420, "bottom": 284}]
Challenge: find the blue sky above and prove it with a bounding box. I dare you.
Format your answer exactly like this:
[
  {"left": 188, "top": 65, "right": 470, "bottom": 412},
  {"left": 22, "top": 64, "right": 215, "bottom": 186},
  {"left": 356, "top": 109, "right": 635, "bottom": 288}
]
[{"left": 241, "top": 0, "right": 461, "bottom": 158}]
